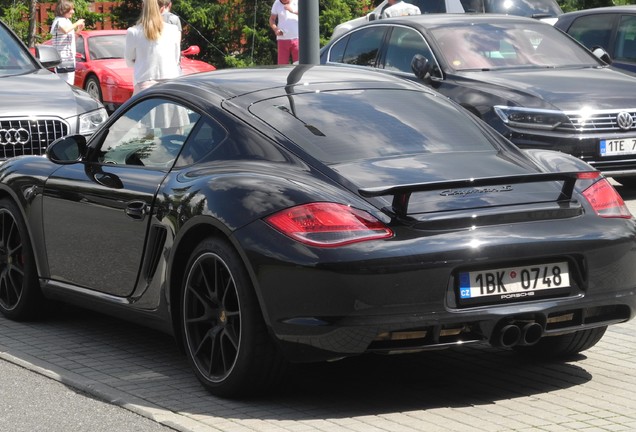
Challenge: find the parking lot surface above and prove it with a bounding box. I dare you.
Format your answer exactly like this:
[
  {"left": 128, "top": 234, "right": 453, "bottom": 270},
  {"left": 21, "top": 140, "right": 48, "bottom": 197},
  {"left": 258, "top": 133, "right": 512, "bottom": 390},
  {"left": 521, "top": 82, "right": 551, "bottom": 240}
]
[
  {"left": 2, "top": 181, "right": 636, "bottom": 432},
  {"left": 1, "top": 301, "right": 635, "bottom": 432}
]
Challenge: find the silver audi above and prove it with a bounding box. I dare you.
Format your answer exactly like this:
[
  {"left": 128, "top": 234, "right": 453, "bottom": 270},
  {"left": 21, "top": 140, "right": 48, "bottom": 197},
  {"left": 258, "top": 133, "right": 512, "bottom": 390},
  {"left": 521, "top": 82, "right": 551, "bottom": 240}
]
[{"left": 0, "top": 19, "right": 107, "bottom": 160}]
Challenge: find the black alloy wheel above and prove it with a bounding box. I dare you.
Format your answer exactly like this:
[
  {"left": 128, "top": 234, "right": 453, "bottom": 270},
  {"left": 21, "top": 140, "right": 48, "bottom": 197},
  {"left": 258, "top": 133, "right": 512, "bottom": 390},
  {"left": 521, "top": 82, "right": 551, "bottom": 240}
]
[
  {"left": 0, "top": 198, "right": 43, "bottom": 320},
  {"left": 181, "top": 237, "right": 285, "bottom": 397}
]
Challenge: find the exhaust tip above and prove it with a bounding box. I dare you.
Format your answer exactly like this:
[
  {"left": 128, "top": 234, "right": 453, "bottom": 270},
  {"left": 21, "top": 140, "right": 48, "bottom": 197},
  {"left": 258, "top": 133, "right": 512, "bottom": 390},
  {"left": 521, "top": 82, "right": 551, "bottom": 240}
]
[
  {"left": 496, "top": 324, "right": 522, "bottom": 348},
  {"left": 519, "top": 322, "right": 543, "bottom": 346}
]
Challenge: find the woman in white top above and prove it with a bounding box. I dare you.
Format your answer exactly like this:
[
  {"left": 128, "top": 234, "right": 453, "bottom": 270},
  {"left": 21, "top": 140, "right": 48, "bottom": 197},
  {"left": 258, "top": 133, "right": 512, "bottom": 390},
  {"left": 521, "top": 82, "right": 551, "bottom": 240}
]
[
  {"left": 125, "top": 0, "right": 181, "bottom": 95},
  {"left": 50, "top": 0, "right": 85, "bottom": 85}
]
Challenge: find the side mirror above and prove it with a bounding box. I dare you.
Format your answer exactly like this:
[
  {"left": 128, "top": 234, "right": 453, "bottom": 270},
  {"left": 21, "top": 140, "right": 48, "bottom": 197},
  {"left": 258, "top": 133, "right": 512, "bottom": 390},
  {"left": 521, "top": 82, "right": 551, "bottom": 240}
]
[
  {"left": 35, "top": 45, "right": 62, "bottom": 69},
  {"left": 591, "top": 46, "right": 612, "bottom": 65},
  {"left": 411, "top": 54, "right": 432, "bottom": 83},
  {"left": 181, "top": 45, "right": 200, "bottom": 57},
  {"left": 46, "top": 135, "right": 87, "bottom": 164}
]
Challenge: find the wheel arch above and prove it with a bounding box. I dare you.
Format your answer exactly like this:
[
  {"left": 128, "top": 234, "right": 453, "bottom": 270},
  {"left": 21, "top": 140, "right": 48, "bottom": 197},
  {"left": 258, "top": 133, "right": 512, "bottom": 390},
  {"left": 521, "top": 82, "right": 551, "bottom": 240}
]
[
  {"left": 168, "top": 218, "right": 260, "bottom": 350},
  {"left": 83, "top": 71, "right": 99, "bottom": 88},
  {"left": 83, "top": 72, "right": 104, "bottom": 101},
  {"left": 0, "top": 187, "right": 48, "bottom": 281}
]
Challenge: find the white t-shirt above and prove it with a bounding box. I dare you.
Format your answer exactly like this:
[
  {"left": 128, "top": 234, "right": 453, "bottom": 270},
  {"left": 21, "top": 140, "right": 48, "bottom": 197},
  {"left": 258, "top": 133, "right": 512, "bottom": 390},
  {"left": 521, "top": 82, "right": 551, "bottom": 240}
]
[
  {"left": 50, "top": 17, "right": 76, "bottom": 68},
  {"left": 125, "top": 23, "right": 181, "bottom": 86},
  {"left": 382, "top": 1, "right": 421, "bottom": 18},
  {"left": 271, "top": 0, "right": 299, "bottom": 40}
]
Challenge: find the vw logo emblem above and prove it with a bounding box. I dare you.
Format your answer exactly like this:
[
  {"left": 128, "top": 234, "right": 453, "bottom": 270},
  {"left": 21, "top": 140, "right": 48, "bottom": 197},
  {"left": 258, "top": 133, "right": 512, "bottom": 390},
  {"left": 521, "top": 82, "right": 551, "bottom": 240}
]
[
  {"left": 616, "top": 111, "right": 634, "bottom": 131},
  {"left": 0, "top": 128, "right": 30, "bottom": 146}
]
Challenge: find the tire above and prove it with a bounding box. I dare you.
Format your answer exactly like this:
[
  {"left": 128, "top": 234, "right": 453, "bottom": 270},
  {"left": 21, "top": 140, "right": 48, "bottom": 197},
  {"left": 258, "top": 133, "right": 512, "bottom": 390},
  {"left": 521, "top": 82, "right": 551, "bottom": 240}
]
[
  {"left": 513, "top": 326, "right": 607, "bottom": 359},
  {"left": 181, "top": 237, "right": 285, "bottom": 397},
  {"left": 84, "top": 76, "right": 103, "bottom": 103},
  {"left": 0, "top": 198, "right": 44, "bottom": 321}
]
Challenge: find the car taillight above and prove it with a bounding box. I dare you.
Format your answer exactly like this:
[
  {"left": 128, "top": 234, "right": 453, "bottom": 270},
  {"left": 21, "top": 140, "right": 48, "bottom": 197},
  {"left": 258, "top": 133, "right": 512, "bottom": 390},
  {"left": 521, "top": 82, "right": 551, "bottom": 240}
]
[
  {"left": 265, "top": 202, "right": 394, "bottom": 247},
  {"left": 580, "top": 176, "right": 632, "bottom": 218}
]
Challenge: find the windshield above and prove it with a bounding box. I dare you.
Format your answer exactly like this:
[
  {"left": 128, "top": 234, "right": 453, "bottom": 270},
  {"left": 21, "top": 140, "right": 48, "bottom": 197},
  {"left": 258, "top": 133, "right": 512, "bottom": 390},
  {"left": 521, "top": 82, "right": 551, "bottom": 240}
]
[
  {"left": 88, "top": 34, "right": 125, "bottom": 60},
  {"left": 0, "top": 23, "right": 38, "bottom": 76},
  {"left": 431, "top": 22, "right": 599, "bottom": 71}
]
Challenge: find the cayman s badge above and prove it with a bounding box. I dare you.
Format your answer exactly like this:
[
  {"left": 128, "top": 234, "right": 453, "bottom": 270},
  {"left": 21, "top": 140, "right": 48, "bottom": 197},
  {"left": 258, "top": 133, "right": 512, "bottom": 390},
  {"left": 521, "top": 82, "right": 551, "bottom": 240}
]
[{"left": 616, "top": 111, "right": 634, "bottom": 131}]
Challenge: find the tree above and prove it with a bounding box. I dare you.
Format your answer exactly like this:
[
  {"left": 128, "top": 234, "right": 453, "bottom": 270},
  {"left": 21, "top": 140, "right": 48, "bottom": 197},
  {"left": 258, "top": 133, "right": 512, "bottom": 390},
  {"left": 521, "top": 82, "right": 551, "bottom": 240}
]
[{"left": 1, "top": 0, "right": 31, "bottom": 43}]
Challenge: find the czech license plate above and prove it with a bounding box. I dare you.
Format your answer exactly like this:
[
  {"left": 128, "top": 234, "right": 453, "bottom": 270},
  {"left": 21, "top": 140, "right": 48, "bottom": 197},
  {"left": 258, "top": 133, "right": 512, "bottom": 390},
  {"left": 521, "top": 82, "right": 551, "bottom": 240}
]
[
  {"left": 600, "top": 138, "right": 636, "bottom": 157},
  {"left": 458, "top": 262, "right": 570, "bottom": 306}
]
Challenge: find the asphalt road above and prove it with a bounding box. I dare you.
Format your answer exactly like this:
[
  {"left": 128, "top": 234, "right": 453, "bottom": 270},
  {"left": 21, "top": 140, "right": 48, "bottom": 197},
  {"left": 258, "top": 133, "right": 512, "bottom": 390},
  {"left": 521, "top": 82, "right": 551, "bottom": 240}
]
[
  {"left": 0, "top": 359, "right": 175, "bottom": 432},
  {"left": 1, "top": 180, "right": 636, "bottom": 432}
]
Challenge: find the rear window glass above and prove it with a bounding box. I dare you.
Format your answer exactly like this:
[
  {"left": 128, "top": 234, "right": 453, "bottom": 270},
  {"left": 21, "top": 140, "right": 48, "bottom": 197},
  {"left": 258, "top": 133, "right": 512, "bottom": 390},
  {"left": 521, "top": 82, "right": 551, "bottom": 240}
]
[{"left": 249, "top": 89, "right": 496, "bottom": 165}]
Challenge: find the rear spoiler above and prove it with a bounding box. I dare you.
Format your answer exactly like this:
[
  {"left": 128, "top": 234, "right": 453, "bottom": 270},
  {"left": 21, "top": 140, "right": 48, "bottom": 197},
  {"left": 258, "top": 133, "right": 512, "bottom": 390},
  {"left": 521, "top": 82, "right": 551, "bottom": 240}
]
[{"left": 359, "top": 172, "right": 588, "bottom": 218}]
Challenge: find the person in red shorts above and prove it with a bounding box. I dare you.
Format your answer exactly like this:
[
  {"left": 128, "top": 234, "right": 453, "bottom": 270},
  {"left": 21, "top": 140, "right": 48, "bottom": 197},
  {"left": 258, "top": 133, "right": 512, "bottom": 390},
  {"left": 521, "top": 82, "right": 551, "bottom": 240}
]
[{"left": 269, "top": 0, "right": 299, "bottom": 64}]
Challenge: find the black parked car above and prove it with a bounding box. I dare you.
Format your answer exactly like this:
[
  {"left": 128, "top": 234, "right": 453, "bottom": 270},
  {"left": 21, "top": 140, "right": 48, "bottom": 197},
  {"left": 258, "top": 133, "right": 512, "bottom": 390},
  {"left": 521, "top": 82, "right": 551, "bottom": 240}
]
[
  {"left": 1, "top": 65, "right": 635, "bottom": 398},
  {"left": 321, "top": 14, "right": 636, "bottom": 187},
  {"left": 0, "top": 19, "right": 107, "bottom": 160},
  {"left": 554, "top": 6, "right": 636, "bottom": 75}
]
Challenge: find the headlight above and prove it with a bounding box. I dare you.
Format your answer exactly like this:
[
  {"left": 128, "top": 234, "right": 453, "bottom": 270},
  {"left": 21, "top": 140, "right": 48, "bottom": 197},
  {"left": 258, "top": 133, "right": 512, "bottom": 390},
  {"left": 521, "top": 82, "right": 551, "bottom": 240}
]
[
  {"left": 494, "top": 106, "right": 570, "bottom": 130},
  {"left": 78, "top": 108, "right": 108, "bottom": 135}
]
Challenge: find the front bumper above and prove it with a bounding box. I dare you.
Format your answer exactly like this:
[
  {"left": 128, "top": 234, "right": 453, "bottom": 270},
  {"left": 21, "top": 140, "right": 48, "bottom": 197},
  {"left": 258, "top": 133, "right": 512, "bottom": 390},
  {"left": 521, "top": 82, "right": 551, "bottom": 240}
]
[{"left": 503, "top": 129, "right": 636, "bottom": 177}]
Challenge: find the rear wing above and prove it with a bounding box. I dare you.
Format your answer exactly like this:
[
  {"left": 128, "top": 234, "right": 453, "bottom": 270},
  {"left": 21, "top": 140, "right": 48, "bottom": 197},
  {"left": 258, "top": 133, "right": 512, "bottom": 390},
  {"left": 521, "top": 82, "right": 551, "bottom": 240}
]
[{"left": 359, "top": 172, "right": 585, "bottom": 218}]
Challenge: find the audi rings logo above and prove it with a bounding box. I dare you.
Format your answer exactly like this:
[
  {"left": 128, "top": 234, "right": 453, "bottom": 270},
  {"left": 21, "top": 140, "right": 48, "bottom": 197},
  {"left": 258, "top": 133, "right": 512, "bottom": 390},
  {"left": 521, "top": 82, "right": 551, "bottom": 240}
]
[
  {"left": 0, "top": 128, "right": 30, "bottom": 146},
  {"left": 616, "top": 111, "right": 634, "bottom": 131}
]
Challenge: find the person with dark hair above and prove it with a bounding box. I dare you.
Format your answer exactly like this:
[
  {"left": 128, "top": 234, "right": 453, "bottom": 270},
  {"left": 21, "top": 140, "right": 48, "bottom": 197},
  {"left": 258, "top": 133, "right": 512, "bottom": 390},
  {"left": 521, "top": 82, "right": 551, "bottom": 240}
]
[
  {"left": 50, "top": 0, "right": 85, "bottom": 85},
  {"left": 158, "top": 0, "right": 182, "bottom": 32}
]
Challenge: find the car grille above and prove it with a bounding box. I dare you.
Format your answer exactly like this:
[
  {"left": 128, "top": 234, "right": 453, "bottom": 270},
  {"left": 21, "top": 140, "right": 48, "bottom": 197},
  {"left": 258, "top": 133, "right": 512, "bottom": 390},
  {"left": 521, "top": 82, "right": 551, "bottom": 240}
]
[
  {"left": 560, "top": 109, "right": 636, "bottom": 133},
  {"left": 0, "top": 117, "right": 69, "bottom": 159}
]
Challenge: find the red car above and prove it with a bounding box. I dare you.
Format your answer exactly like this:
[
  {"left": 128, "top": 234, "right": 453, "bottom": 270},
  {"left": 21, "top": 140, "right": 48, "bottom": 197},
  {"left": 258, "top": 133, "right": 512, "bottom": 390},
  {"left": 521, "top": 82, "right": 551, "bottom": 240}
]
[{"left": 50, "top": 29, "right": 216, "bottom": 112}]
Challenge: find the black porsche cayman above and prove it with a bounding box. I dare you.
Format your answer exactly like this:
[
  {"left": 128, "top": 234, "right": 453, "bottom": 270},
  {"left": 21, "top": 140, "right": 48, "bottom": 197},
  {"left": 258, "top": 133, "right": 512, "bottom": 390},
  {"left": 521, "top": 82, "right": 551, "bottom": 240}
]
[{"left": 1, "top": 65, "right": 635, "bottom": 398}]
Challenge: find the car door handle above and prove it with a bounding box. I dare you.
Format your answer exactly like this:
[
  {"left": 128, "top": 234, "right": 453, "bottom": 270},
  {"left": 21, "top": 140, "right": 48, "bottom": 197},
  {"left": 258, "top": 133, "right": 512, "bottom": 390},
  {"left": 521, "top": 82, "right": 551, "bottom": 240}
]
[{"left": 126, "top": 201, "right": 148, "bottom": 220}]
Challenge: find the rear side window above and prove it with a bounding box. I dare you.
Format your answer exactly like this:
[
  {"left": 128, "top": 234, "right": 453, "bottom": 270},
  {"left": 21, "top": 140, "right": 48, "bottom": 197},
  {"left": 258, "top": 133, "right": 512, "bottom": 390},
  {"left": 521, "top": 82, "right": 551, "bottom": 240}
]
[
  {"left": 250, "top": 89, "right": 496, "bottom": 165},
  {"left": 384, "top": 27, "right": 434, "bottom": 74},
  {"left": 338, "top": 27, "right": 387, "bottom": 67},
  {"left": 566, "top": 14, "right": 614, "bottom": 51}
]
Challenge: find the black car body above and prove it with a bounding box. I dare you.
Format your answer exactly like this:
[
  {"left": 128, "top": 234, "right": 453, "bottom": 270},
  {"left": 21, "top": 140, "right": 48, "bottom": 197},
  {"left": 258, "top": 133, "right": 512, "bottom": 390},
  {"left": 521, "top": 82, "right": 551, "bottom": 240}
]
[
  {"left": 554, "top": 6, "right": 636, "bottom": 75},
  {"left": 321, "top": 14, "right": 636, "bottom": 187},
  {"left": 0, "top": 19, "right": 107, "bottom": 160},
  {"left": 1, "top": 65, "right": 635, "bottom": 398}
]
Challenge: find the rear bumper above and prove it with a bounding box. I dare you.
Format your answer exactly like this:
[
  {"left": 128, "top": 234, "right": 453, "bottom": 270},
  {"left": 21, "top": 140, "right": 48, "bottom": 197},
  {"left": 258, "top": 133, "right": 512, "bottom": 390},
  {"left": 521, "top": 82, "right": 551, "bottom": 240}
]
[
  {"left": 236, "top": 218, "right": 636, "bottom": 362},
  {"left": 272, "top": 294, "right": 634, "bottom": 362}
]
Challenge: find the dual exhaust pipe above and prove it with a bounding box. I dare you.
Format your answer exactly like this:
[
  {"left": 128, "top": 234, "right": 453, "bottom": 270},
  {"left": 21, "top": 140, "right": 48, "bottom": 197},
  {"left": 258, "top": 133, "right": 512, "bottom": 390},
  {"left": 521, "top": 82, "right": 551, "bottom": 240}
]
[{"left": 492, "top": 321, "right": 543, "bottom": 348}]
